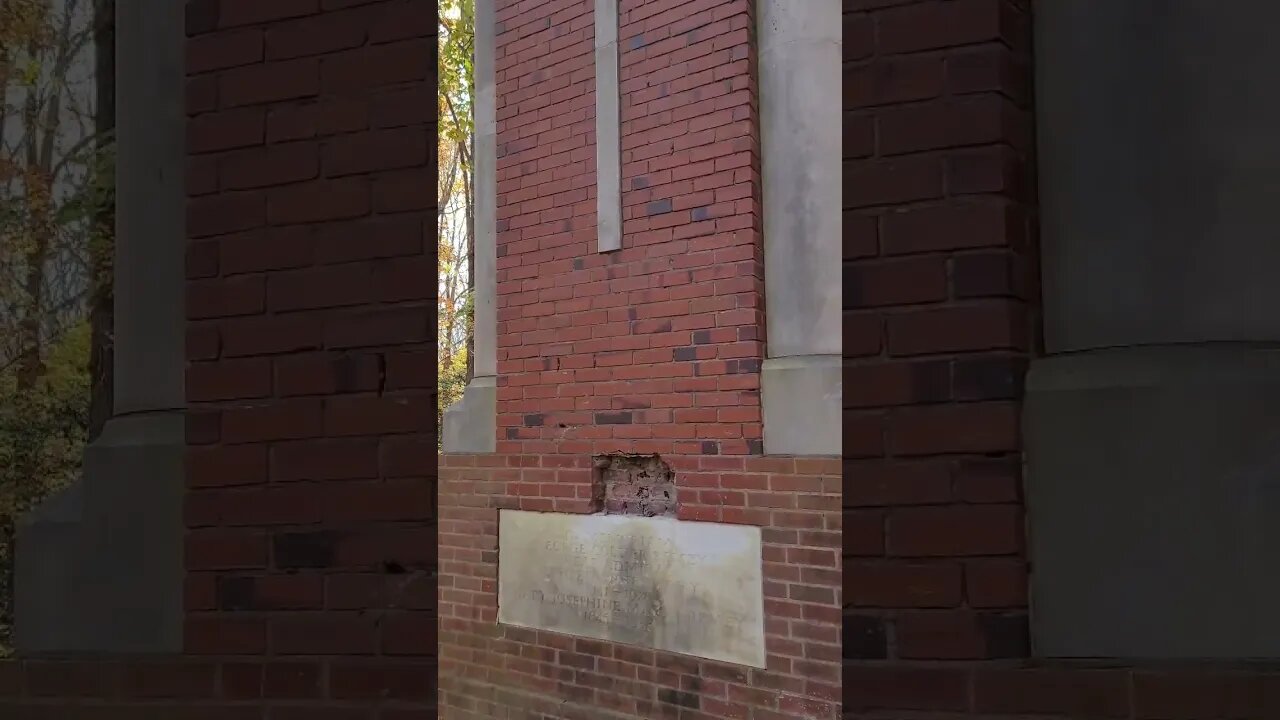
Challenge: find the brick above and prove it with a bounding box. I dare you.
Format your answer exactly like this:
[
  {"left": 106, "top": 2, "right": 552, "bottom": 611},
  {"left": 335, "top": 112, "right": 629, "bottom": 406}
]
[
  {"left": 324, "top": 306, "right": 431, "bottom": 348},
  {"left": 842, "top": 410, "right": 883, "bottom": 459},
  {"left": 847, "top": 561, "right": 963, "bottom": 608},
  {"left": 881, "top": 199, "right": 1016, "bottom": 255},
  {"left": 184, "top": 617, "right": 267, "bottom": 655},
  {"left": 887, "top": 401, "right": 1020, "bottom": 455},
  {"left": 952, "top": 250, "right": 1020, "bottom": 298},
  {"left": 843, "top": 313, "right": 882, "bottom": 358},
  {"left": 188, "top": 29, "right": 263, "bottom": 74},
  {"left": 367, "top": 0, "right": 432, "bottom": 43},
  {"left": 947, "top": 44, "right": 1027, "bottom": 99},
  {"left": 843, "top": 614, "right": 887, "bottom": 659},
  {"left": 271, "top": 615, "right": 378, "bottom": 654},
  {"left": 845, "top": 509, "right": 884, "bottom": 556},
  {"left": 976, "top": 668, "right": 1131, "bottom": 718},
  {"left": 274, "top": 352, "right": 382, "bottom": 396},
  {"left": 187, "top": 191, "right": 265, "bottom": 238},
  {"left": 844, "top": 110, "right": 873, "bottom": 159},
  {"left": 219, "top": 142, "right": 320, "bottom": 190},
  {"left": 120, "top": 662, "right": 217, "bottom": 699},
  {"left": 846, "top": 257, "right": 947, "bottom": 308},
  {"left": 965, "top": 558, "right": 1028, "bottom": 608},
  {"left": 274, "top": 530, "right": 342, "bottom": 569},
  {"left": 313, "top": 216, "right": 423, "bottom": 262},
  {"left": 266, "top": 10, "right": 368, "bottom": 60},
  {"left": 268, "top": 263, "right": 376, "bottom": 311},
  {"left": 186, "top": 234, "right": 219, "bottom": 274},
  {"left": 1131, "top": 671, "right": 1270, "bottom": 720},
  {"left": 321, "top": 40, "right": 431, "bottom": 93},
  {"left": 268, "top": 178, "right": 370, "bottom": 225},
  {"left": 894, "top": 610, "right": 986, "bottom": 659},
  {"left": 370, "top": 87, "right": 432, "bottom": 128},
  {"left": 270, "top": 707, "right": 375, "bottom": 720},
  {"left": 221, "top": 663, "right": 263, "bottom": 699},
  {"left": 329, "top": 662, "right": 435, "bottom": 701},
  {"left": 877, "top": 0, "right": 1005, "bottom": 55},
  {"left": 844, "top": 459, "right": 952, "bottom": 506},
  {"left": 380, "top": 612, "right": 437, "bottom": 655},
  {"left": 221, "top": 314, "right": 324, "bottom": 357},
  {"left": 220, "top": 59, "right": 320, "bottom": 108},
  {"left": 187, "top": 275, "right": 265, "bottom": 319},
  {"left": 953, "top": 457, "right": 1022, "bottom": 503},
  {"left": 843, "top": 210, "right": 877, "bottom": 259},
  {"left": 877, "top": 95, "right": 1009, "bottom": 156},
  {"left": 844, "top": 665, "right": 969, "bottom": 712},
  {"left": 324, "top": 395, "right": 433, "bottom": 436},
  {"left": 187, "top": 358, "right": 273, "bottom": 401},
  {"left": 23, "top": 661, "right": 119, "bottom": 698},
  {"left": 379, "top": 436, "right": 435, "bottom": 477},
  {"left": 844, "top": 360, "right": 950, "bottom": 408},
  {"left": 219, "top": 0, "right": 320, "bottom": 29},
  {"left": 372, "top": 169, "right": 433, "bottom": 212},
  {"left": 844, "top": 156, "right": 943, "bottom": 209},
  {"left": 186, "top": 0, "right": 221, "bottom": 36},
  {"left": 948, "top": 144, "right": 1024, "bottom": 196},
  {"left": 323, "top": 127, "right": 429, "bottom": 176},
  {"left": 188, "top": 108, "right": 264, "bottom": 154},
  {"left": 186, "top": 529, "right": 268, "bottom": 570},
  {"left": 888, "top": 504, "right": 1023, "bottom": 557},
  {"left": 887, "top": 303, "right": 1026, "bottom": 356},
  {"left": 272, "top": 438, "right": 380, "bottom": 481},
  {"left": 845, "top": 55, "right": 944, "bottom": 108},
  {"left": 844, "top": 12, "right": 873, "bottom": 60},
  {"left": 187, "top": 324, "right": 221, "bottom": 360},
  {"left": 384, "top": 350, "right": 434, "bottom": 389},
  {"left": 221, "top": 400, "right": 324, "bottom": 443},
  {"left": 220, "top": 227, "right": 315, "bottom": 274},
  {"left": 952, "top": 355, "right": 1026, "bottom": 401},
  {"left": 264, "top": 663, "right": 323, "bottom": 699}
]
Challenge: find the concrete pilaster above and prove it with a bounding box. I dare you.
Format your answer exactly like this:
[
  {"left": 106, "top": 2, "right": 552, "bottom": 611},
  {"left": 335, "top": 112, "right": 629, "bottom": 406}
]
[
  {"left": 758, "top": 0, "right": 842, "bottom": 456},
  {"left": 1027, "top": 1, "right": 1280, "bottom": 658},
  {"left": 442, "top": 0, "right": 496, "bottom": 453},
  {"left": 15, "top": 0, "right": 184, "bottom": 654}
]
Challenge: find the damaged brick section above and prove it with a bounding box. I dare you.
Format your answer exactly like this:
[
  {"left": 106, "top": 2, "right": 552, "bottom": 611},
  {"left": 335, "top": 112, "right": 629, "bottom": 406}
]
[{"left": 592, "top": 454, "right": 676, "bottom": 517}]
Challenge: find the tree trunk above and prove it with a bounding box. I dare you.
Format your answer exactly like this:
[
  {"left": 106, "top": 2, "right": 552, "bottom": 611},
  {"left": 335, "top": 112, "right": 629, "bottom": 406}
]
[
  {"left": 16, "top": 34, "right": 46, "bottom": 386},
  {"left": 88, "top": 0, "right": 113, "bottom": 440}
]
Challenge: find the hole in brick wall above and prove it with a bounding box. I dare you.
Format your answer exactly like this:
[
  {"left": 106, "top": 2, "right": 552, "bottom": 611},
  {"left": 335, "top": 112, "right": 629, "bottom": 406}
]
[{"left": 592, "top": 454, "right": 676, "bottom": 517}]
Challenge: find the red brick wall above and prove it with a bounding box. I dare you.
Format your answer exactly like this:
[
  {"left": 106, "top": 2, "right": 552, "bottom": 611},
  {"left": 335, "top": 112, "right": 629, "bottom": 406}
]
[
  {"left": 494, "top": 0, "right": 764, "bottom": 461},
  {"left": 184, "top": 0, "right": 438, "bottom": 708},
  {"left": 440, "top": 455, "right": 841, "bottom": 720},
  {"left": 0, "top": 0, "right": 438, "bottom": 717},
  {"left": 438, "top": 0, "right": 841, "bottom": 719},
  {"left": 842, "top": 0, "right": 1037, "bottom": 671},
  {"left": 841, "top": 2, "right": 1280, "bottom": 718}
]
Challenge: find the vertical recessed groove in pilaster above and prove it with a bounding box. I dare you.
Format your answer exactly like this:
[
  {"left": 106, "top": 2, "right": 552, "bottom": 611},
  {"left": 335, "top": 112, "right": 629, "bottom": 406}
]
[{"left": 594, "top": 0, "right": 622, "bottom": 253}]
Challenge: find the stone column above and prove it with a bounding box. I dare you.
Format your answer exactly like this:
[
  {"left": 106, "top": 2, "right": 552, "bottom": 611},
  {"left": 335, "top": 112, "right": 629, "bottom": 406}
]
[
  {"left": 442, "top": 0, "right": 496, "bottom": 452},
  {"left": 1026, "top": 1, "right": 1280, "bottom": 658},
  {"left": 15, "top": 0, "right": 184, "bottom": 654},
  {"left": 758, "top": 0, "right": 842, "bottom": 456}
]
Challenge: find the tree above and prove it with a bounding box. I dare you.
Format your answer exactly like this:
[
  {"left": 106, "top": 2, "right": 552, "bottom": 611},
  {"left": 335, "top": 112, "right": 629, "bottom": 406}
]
[
  {"left": 0, "top": 0, "right": 113, "bottom": 655},
  {"left": 437, "top": 0, "right": 474, "bottom": 446}
]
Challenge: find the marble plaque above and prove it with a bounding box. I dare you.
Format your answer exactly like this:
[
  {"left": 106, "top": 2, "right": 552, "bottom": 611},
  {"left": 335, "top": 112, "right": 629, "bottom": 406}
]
[{"left": 497, "top": 510, "right": 766, "bottom": 668}]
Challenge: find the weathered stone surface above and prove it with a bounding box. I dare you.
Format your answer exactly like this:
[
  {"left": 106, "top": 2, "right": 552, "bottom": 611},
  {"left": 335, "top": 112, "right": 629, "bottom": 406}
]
[
  {"left": 497, "top": 510, "right": 766, "bottom": 668},
  {"left": 758, "top": 0, "right": 841, "bottom": 456}
]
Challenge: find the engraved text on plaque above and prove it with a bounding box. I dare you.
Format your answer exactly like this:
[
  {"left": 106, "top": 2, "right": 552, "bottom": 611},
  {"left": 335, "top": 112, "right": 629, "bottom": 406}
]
[{"left": 497, "top": 510, "right": 766, "bottom": 668}]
